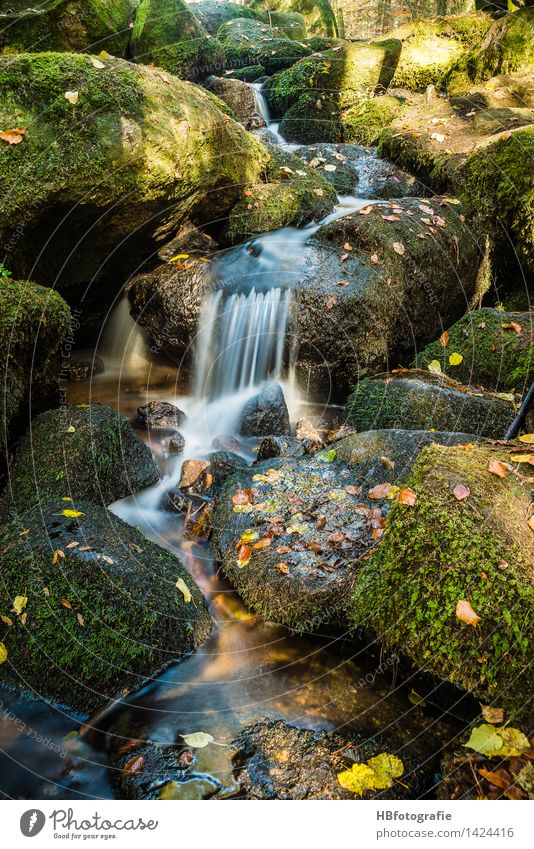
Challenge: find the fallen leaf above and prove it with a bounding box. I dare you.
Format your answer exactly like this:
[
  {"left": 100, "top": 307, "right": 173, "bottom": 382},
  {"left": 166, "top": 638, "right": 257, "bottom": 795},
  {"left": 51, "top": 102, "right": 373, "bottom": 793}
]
[
  {"left": 0, "top": 643, "right": 7, "bottom": 663},
  {"left": 324, "top": 164, "right": 336, "bottom": 172},
  {"left": 51, "top": 549, "right": 65, "bottom": 564},
  {"left": 61, "top": 509, "right": 84, "bottom": 518},
  {"left": 510, "top": 454, "right": 534, "bottom": 464},
  {"left": 238, "top": 530, "right": 259, "bottom": 545},
  {"left": 253, "top": 537, "right": 272, "bottom": 550},
  {"left": 122, "top": 755, "right": 145, "bottom": 777},
  {"left": 1, "top": 615, "right": 13, "bottom": 626},
  {"left": 427, "top": 359, "right": 442, "bottom": 375},
  {"left": 359, "top": 205, "right": 373, "bottom": 215},
  {"left": 456, "top": 598, "right": 480, "bottom": 627},
  {"left": 237, "top": 544, "right": 252, "bottom": 568},
  {"left": 449, "top": 352, "right": 463, "bottom": 366},
  {"left": 181, "top": 732, "right": 214, "bottom": 749},
  {"left": 397, "top": 486, "right": 416, "bottom": 506},
  {"left": 318, "top": 449, "right": 336, "bottom": 462},
  {"left": 518, "top": 434, "right": 534, "bottom": 444},
  {"left": 60, "top": 598, "right": 73, "bottom": 610},
  {"left": 89, "top": 56, "right": 106, "bottom": 69},
  {"left": 275, "top": 562, "right": 290, "bottom": 575},
  {"left": 392, "top": 242, "right": 405, "bottom": 255},
  {"left": 480, "top": 704, "right": 504, "bottom": 724},
  {"left": 464, "top": 724, "right": 503, "bottom": 755},
  {"left": 0, "top": 128, "right": 26, "bottom": 144},
  {"left": 12, "top": 596, "right": 27, "bottom": 615},
  {"left": 77, "top": 613, "right": 85, "bottom": 627},
  {"left": 328, "top": 530, "right": 345, "bottom": 545},
  {"left": 66, "top": 541, "right": 79, "bottom": 549},
  {"left": 439, "top": 331, "right": 449, "bottom": 347},
  {"left": 176, "top": 578, "right": 192, "bottom": 603},
  {"left": 380, "top": 456, "right": 395, "bottom": 471},
  {"left": 325, "top": 294, "right": 337, "bottom": 309},
  {"left": 337, "top": 754, "right": 403, "bottom": 795},
  {"left": 338, "top": 280, "right": 350, "bottom": 287},
  {"left": 453, "top": 483, "right": 470, "bottom": 501},
  {"left": 64, "top": 90, "right": 79, "bottom": 105},
  {"left": 337, "top": 763, "right": 377, "bottom": 795},
  {"left": 232, "top": 489, "right": 252, "bottom": 505},
  {"left": 408, "top": 689, "right": 427, "bottom": 707},
  {"left": 488, "top": 460, "right": 507, "bottom": 478},
  {"left": 502, "top": 322, "right": 521, "bottom": 334},
  {"left": 368, "top": 482, "right": 391, "bottom": 500}
]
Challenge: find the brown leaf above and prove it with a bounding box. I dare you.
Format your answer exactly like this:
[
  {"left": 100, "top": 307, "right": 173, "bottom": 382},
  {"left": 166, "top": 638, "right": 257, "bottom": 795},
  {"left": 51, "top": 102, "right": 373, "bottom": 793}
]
[
  {"left": 338, "top": 280, "right": 350, "bottom": 287},
  {"left": 480, "top": 704, "right": 504, "bottom": 724},
  {"left": 344, "top": 485, "right": 362, "bottom": 495},
  {"left": 359, "top": 205, "right": 373, "bottom": 215},
  {"left": 453, "top": 483, "right": 470, "bottom": 501},
  {"left": 122, "top": 755, "right": 145, "bottom": 777},
  {"left": 328, "top": 531, "right": 345, "bottom": 545},
  {"left": 253, "top": 537, "right": 272, "bottom": 550},
  {"left": 77, "top": 613, "right": 85, "bottom": 627},
  {"left": 502, "top": 322, "right": 521, "bottom": 335},
  {"left": 232, "top": 489, "right": 252, "bottom": 505},
  {"left": 380, "top": 456, "right": 395, "bottom": 471},
  {"left": 325, "top": 294, "right": 337, "bottom": 309},
  {"left": 456, "top": 598, "right": 480, "bottom": 628},
  {"left": 60, "top": 598, "right": 73, "bottom": 610},
  {"left": 66, "top": 541, "right": 79, "bottom": 549},
  {"left": 275, "top": 562, "right": 290, "bottom": 575},
  {"left": 277, "top": 545, "right": 292, "bottom": 554},
  {"left": 488, "top": 460, "right": 507, "bottom": 478},
  {"left": 478, "top": 768, "right": 512, "bottom": 791},
  {"left": 397, "top": 486, "right": 416, "bottom": 506},
  {"left": 315, "top": 516, "right": 327, "bottom": 529},
  {"left": 303, "top": 541, "right": 323, "bottom": 554},
  {"left": 237, "top": 544, "right": 252, "bottom": 566},
  {"left": 51, "top": 548, "right": 65, "bottom": 565},
  {"left": 392, "top": 242, "right": 405, "bottom": 255},
  {"left": 1, "top": 615, "right": 13, "bottom": 626},
  {"left": 368, "top": 482, "right": 391, "bottom": 500},
  {"left": 0, "top": 128, "right": 26, "bottom": 144},
  {"left": 439, "top": 331, "right": 449, "bottom": 347}
]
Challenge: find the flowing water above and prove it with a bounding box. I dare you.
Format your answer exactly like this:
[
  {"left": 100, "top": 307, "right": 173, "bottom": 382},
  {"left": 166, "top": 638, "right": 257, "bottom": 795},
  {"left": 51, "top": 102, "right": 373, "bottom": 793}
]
[{"left": 0, "top": 90, "right": 470, "bottom": 800}]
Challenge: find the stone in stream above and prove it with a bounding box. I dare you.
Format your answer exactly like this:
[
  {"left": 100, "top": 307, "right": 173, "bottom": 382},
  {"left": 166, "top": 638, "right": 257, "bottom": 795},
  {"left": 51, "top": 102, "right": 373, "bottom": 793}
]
[
  {"left": 156, "top": 221, "right": 218, "bottom": 264},
  {"left": 167, "top": 433, "right": 186, "bottom": 455},
  {"left": 211, "top": 428, "right": 476, "bottom": 633},
  {"left": 345, "top": 371, "right": 515, "bottom": 439},
  {"left": 64, "top": 352, "right": 105, "bottom": 382},
  {"left": 3, "top": 404, "right": 159, "bottom": 513},
  {"left": 232, "top": 719, "right": 426, "bottom": 800},
  {"left": 238, "top": 383, "right": 291, "bottom": 438},
  {"left": 204, "top": 76, "right": 265, "bottom": 131},
  {"left": 212, "top": 434, "right": 244, "bottom": 453},
  {"left": 137, "top": 400, "right": 187, "bottom": 429},
  {"left": 178, "top": 452, "right": 248, "bottom": 496},
  {"left": 414, "top": 309, "right": 534, "bottom": 393},
  {"left": 0, "top": 500, "right": 211, "bottom": 715},
  {"left": 257, "top": 436, "right": 306, "bottom": 462}
]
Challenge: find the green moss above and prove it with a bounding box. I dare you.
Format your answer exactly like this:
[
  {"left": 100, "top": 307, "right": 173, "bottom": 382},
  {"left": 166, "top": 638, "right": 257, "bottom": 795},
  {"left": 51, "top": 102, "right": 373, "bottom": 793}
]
[
  {"left": 350, "top": 442, "right": 533, "bottom": 719},
  {"left": 0, "top": 279, "right": 71, "bottom": 453},
  {"left": 231, "top": 64, "right": 265, "bottom": 82},
  {"left": 217, "top": 17, "right": 311, "bottom": 73},
  {"left": 0, "top": 0, "right": 136, "bottom": 57},
  {"left": 279, "top": 91, "right": 342, "bottom": 143},
  {"left": 415, "top": 308, "right": 534, "bottom": 392},
  {"left": 0, "top": 500, "right": 211, "bottom": 714},
  {"left": 250, "top": 0, "right": 337, "bottom": 37},
  {"left": 466, "top": 7, "right": 534, "bottom": 82},
  {"left": 4, "top": 403, "right": 159, "bottom": 511},
  {"left": 342, "top": 94, "right": 406, "bottom": 145}
]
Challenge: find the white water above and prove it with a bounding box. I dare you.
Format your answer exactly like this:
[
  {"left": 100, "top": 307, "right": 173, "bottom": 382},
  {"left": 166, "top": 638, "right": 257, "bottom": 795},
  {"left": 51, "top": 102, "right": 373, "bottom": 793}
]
[
  {"left": 100, "top": 294, "right": 149, "bottom": 375},
  {"left": 250, "top": 81, "right": 292, "bottom": 148}
]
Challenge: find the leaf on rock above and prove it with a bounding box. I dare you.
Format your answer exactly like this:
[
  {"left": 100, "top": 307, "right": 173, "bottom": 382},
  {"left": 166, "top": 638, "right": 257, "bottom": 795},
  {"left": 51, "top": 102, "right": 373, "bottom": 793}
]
[
  {"left": 366, "top": 754, "right": 404, "bottom": 789},
  {"left": 122, "top": 755, "right": 145, "bottom": 777},
  {"left": 368, "top": 482, "right": 391, "bottom": 500},
  {"left": 427, "top": 359, "right": 442, "bottom": 375},
  {"left": 397, "top": 486, "right": 416, "bottom": 506},
  {"left": 0, "top": 643, "right": 7, "bottom": 664},
  {"left": 359, "top": 205, "right": 373, "bottom": 215},
  {"left": 439, "top": 331, "right": 449, "bottom": 347},
  {"left": 480, "top": 704, "right": 504, "bottom": 724},
  {"left": 232, "top": 489, "right": 252, "bottom": 506},
  {"left": 237, "top": 544, "right": 252, "bottom": 568},
  {"left": 61, "top": 509, "right": 84, "bottom": 518},
  {"left": 12, "top": 595, "right": 27, "bottom": 615},
  {"left": 456, "top": 599, "right": 480, "bottom": 628},
  {"left": 318, "top": 449, "right": 336, "bottom": 462},
  {"left": 275, "top": 562, "right": 290, "bottom": 575},
  {"left": 392, "top": 242, "right": 405, "bottom": 255},
  {"left": 176, "top": 578, "right": 192, "bottom": 603},
  {"left": 181, "top": 732, "right": 214, "bottom": 749},
  {"left": 238, "top": 530, "right": 259, "bottom": 545},
  {"left": 337, "top": 763, "right": 377, "bottom": 795},
  {"left": 253, "top": 537, "right": 272, "bottom": 549}
]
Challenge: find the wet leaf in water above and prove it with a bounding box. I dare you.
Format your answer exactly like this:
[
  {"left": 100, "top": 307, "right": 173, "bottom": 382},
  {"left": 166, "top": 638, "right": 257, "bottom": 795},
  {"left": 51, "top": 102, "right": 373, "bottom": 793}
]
[
  {"left": 366, "top": 754, "right": 404, "bottom": 789},
  {"left": 122, "top": 755, "right": 145, "bottom": 777},
  {"left": 181, "top": 732, "right": 214, "bottom": 749},
  {"left": 456, "top": 599, "right": 480, "bottom": 628},
  {"left": 337, "top": 763, "right": 377, "bottom": 795}
]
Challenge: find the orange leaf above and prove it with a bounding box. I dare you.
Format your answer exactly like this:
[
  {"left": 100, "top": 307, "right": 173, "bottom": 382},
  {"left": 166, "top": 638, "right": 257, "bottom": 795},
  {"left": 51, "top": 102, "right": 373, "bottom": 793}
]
[
  {"left": 488, "top": 460, "right": 507, "bottom": 478},
  {"left": 253, "top": 537, "right": 272, "bottom": 550},
  {"left": 456, "top": 599, "right": 480, "bottom": 628},
  {"left": 326, "top": 294, "right": 337, "bottom": 309},
  {"left": 232, "top": 489, "right": 252, "bottom": 505},
  {"left": 368, "top": 482, "right": 391, "bottom": 500},
  {"left": 397, "top": 486, "right": 417, "bottom": 506},
  {"left": 328, "top": 531, "right": 345, "bottom": 545},
  {"left": 0, "top": 128, "right": 26, "bottom": 144},
  {"left": 60, "top": 598, "right": 73, "bottom": 610},
  {"left": 275, "top": 562, "right": 290, "bottom": 575},
  {"left": 122, "top": 755, "right": 145, "bottom": 777},
  {"left": 359, "top": 205, "right": 373, "bottom": 215},
  {"left": 237, "top": 544, "right": 252, "bottom": 566},
  {"left": 439, "top": 331, "right": 449, "bottom": 347},
  {"left": 502, "top": 322, "right": 521, "bottom": 335}
]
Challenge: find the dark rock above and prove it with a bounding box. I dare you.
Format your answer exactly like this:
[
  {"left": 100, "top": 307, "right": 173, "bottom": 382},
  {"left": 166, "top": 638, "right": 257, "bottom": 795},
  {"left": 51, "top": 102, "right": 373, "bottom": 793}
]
[
  {"left": 345, "top": 371, "right": 515, "bottom": 439},
  {"left": 167, "top": 433, "right": 186, "bottom": 454},
  {"left": 238, "top": 383, "right": 290, "bottom": 437},
  {"left": 207, "top": 451, "right": 248, "bottom": 489},
  {"left": 4, "top": 404, "right": 159, "bottom": 512},
  {"left": 204, "top": 76, "right": 264, "bottom": 130},
  {"left": 212, "top": 434, "right": 243, "bottom": 453},
  {"left": 137, "top": 401, "right": 187, "bottom": 429},
  {"left": 179, "top": 459, "right": 211, "bottom": 490},
  {"left": 65, "top": 352, "right": 105, "bottom": 382},
  {"left": 157, "top": 221, "right": 218, "bottom": 263},
  {"left": 232, "top": 719, "right": 425, "bottom": 800},
  {"left": 257, "top": 436, "right": 305, "bottom": 462},
  {"left": 0, "top": 500, "right": 211, "bottom": 715}
]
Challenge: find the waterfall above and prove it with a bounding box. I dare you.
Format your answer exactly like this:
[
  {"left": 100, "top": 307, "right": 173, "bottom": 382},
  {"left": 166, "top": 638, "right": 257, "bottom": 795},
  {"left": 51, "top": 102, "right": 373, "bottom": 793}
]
[
  {"left": 194, "top": 287, "right": 292, "bottom": 401},
  {"left": 250, "top": 82, "right": 270, "bottom": 125},
  {"left": 100, "top": 294, "right": 148, "bottom": 374}
]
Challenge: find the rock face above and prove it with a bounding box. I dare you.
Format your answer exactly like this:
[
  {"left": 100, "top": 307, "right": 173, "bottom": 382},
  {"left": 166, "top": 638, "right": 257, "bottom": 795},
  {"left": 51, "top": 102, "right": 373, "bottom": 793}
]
[
  {"left": 463, "top": 7, "right": 534, "bottom": 83},
  {"left": 414, "top": 308, "right": 534, "bottom": 393},
  {"left": 0, "top": 0, "right": 137, "bottom": 56},
  {"left": 0, "top": 500, "right": 211, "bottom": 715},
  {"left": 345, "top": 372, "right": 515, "bottom": 439},
  {"left": 238, "top": 383, "right": 290, "bottom": 437},
  {"left": 211, "top": 429, "right": 475, "bottom": 631},
  {"left": 232, "top": 719, "right": 425, "bottom": 800},
  {"left": 341, "top": 95, "right": 407, "bottom": 146},
  {"left": 130, "top": 0, "right": 225, "bottom": 81},
  {"left": 351, "top": 441, "right": 534, "bottom": 720},
  {"left": 0, "top": 279, "right": 71, "bottom": 453},
  {"left": 257, "top": 435, "right": 306, "bottom": 461},
  {"left": 0, "top": 53, "right": 267, "bottom": 295},
  {"left": 5, "top": 403, "right": 159, "bottom": 512},
  {"left": 204, "top": 76, "right": 264, "bottom": 129}
]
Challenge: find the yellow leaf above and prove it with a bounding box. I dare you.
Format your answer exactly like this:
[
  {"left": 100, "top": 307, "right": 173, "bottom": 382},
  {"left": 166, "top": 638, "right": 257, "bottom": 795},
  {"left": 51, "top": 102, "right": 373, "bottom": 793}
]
[
  {"left": 12, "top": 595, "right": 27, "bottom": 615},
  {"left": 518, "top": 434, "right": 534, "bottom": 444},
  {"left": 366, "top": 754, "right": 404, "bottom": 789},
  {"left": 497, "top": 727, "right": 530, "bottom": 757},
  {"left": 1, "top": 615, "right": 13, "bottom": 626},
  {"left": 66, "top": 425, "right": 75, "bottom": 433},
  {"left": 176, "top": 577, "right": 192, "bottom": 603},
  {"left": 464, "top": 724, "right": 503, "bottom": 756},
  {"left": 181, "top": 732, "right": 214, "bottom": 748},
  {"left": 168, "top": 253, "right": 190, "bottom": 262},
  {"left": 65, "top": 90, "right": 79, "bottom": 105},
  {"left": 510, "top": 454, "right": 534, "bottom": 463},
  {"left": 480, "top": 704, "right": 504, "bottom": 724},
  {"left": 427, "top": 359, "right": 442, "bottom": 375},
  {"left": 238, "top": 530, "right": 259, "bottom": 545},
  {"left": 337, "top": 763, "right": 377, "bottom": 795},
  {"left": 61, "top": 509, "right": 84, "bottom": 518},
  {"left": 0, "top": 643, "right": 7, "bottom": 664},
  {"left": 449, "top": 352, "right": 463, "bottom": 366},
  {"left": 77, "top": 612, "right": 85, "bottom": 627}
]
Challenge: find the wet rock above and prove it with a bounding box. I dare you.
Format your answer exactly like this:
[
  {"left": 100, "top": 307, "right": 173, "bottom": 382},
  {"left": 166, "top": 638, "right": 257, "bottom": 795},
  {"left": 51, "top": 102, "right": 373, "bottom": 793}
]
[
  {"left": 257, "top": 436, "right": 306, "bottom": 462},
  {"left": 238, "top": 383, "right": 290, "bottom": 437},
  {"left": 167, "top": 433, "right": 186, "bottom": 455},
  {"left": 178, "top": 451, "right": 248, "bottom": 498},
  {"left": 345, "top": 371, "right": 515, "bottom": 439},
  {"left": 156, "top": 221, "right": 218, "bottom": 263},
  {"left": 350, "top": 441, "right": 533, "bottom": 720},
  {"left": 179, "top": 459, "right": 211, "bottom": 490},
  {"left": 0, "top": 279, "right": 70, "bottom": 453},
  {"left": 414, "top": 308, "right": 534, "bottom": 393},
  {"left": 207, "top": 451, "right": 248, "bottom": 489},
  {"left": 0, "top": 499, "right": 211, "bottom": 715},
  {"left": 4, "top": 404, "right": 159, "bottom": 512},
  {"left": 64, "top": 352, "right": 105, "bottom": 382},
  {"left": 211, "top": 429, "right": 474, "bottom": 632},
  {"left": 326, "top": 423, "right": 357, "bottom": 444},
  {"left": 137, "top": 401, "right": 187, "bottom": 429},
  {"left": 212, "top": 434, "right": 243, "bottom": 453},
  {"left": 204, "top": 76, "right": 264, "bottom": 130},
  {"left": 233, "top": 719, "right": 425, "bottom": 799}
]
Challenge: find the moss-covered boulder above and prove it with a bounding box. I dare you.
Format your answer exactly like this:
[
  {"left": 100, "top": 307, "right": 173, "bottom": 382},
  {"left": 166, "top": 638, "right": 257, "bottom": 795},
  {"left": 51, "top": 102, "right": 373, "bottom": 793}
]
[
  {"left": 251, "top": 0, "right": 338, "bottom": 37},
  {"left": 384, "top": 13, "right": 492, "bottom": 92},
  {"left": 0, "top": 499, "right": 211, "bottom": 714},
  {"left": 231, "top": 64, "right": 266, "bottom": 82},
  {"left": 345, "top": 371, "right": 515, "bottom": 438},
  {"left": 224, "top": 143, "right": 336, "bottom": 244},
  {"left": 233, "top": 718, "right": 425, "bottom": 799},
  {"left": 189, "top": 1, "right": 306, "bottom": 39},
  {"left": 130, "top": 0, "right": 225, "bottom": 81},
  {"left": 0, "top": 279, "right": 71, "bottom": 453},
  {"left": 341, "top": 94, "right": 407, "bottom": 146},
  {"left": 0, "top": 52, "right": 268, "bottom": 294},
  {"left": 415, "top": 308, "right": 534, "bottom": 393},
  {"left": 350, "top": 441, "right": 534, "bottom": 719},
  {"left": 0, "top": 0, "right": 136, "bottom": 57},
  {"left": 464, "top": 7, "right": 534, "bottom": 83},
  {"left": 211, "top": 429, "right": 477, "bottom": 632},
  {"left": 5, "top": 403, "right": 159, "bottom": 511},
  {"left": 218, "top": 18, "right": 311, "bottom": 74}
]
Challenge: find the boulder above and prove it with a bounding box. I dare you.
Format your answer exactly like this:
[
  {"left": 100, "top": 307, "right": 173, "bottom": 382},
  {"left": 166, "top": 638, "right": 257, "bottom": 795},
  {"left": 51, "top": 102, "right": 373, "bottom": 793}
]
[
  {"left": 232, "top": 718, "right": 426, "bottom": 800},
  {"left": 253, "top": 0, "right": 338, "bottom": 38},
  {"left": 0, "top": 53, "right": 268, "bottom": 296},
  {"left": 217, "top": 18, "right": 311, "bottom": 75},
  {"left": 167, "top": 433, "right": 186, "bottom": 454},
  {"left": 341, "top": 95, "right": 408, "bottom": 146},
  {"left": 0, "top": 0, "right": 136, "bottom": 57},
  {"left": 257, "top": 435, "right": 306, "bottom": 461},
  {"left": 414, "top": 308, "right": 534, "bottom": 393},
  {"left": 345, "top": 371, "right": 515, "bottom": 439},
  {"left": 464, "top": 7, "right": 534, "bottom": 84},
  {"left": 0, "top": 279, "right": 71, "bottom": 452},
  {"left": 211, "top": 429, "right": 475, "bottom": 631},
  {"left": 238, "top": 383, "right": 290, "bottom": 437},
  {"left": 0, "top": 499, "right": 211, "bottom": 714},
  {"left": 130, "top": 0, "right": 225, "bottom": 81},
  {"left": 178, "top": 451, "right": 247, "bottom": 496},
  {"left": 189, "top": 2, "right": 307, "bottom": 40},
  {"left": 204, "top": 76, "right": 264, "bottom": 130},
  {"left": 350, "top": 441, "right": 534, "bottom": 720},
  {"left": 137, "top": 400, "right": 187, "bottom": 429},
  {"left": 63, "top": 351, "right": 105, "bottom": 382},
  {"left": 231, "top": 64, "right": 266, "bottom": 82},
  {"left": 5, "top": 403, "right": 159, "bottom": 512}
]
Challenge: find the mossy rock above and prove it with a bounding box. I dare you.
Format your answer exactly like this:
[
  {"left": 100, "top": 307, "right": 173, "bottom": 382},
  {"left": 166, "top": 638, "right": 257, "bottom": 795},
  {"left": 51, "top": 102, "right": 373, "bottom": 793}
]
[
  {"left": 250, "top": 0, "right": 338, "bottom": 38},
  {"left": 385, "top": 13, "right": 492, "bottom": 92},
  {"left": 231, "top": 64, "right": 265, "bottom": 82},
  {"left": 217, "top": 17, "right": 311, "bottom": 74},
  {"left": 254, "top": 37, "right": 312, "bottom": 74},
  {"left": 415, "top": 308, "right": 534, "bottom": 392},
  {"left": 0, "top": 0, "right": 136, "bottom": 57},
  {"left": 471, "top": 106, "right": 534, "bottom": 134},
  {"left": 345, "top": 371, "right": 514, "bottom": 438},
  {"left": 278, "top": 91, "right": 342, "bottom": 143},
  {"left": 191, "top": 2, "right": 307, "bottom": 39},
  {"left": 130, "top": 0, "right": 225, "bottom": 81},
  {"left": 5, "top": 403, "right": 159, "bottom": 512},
  {"left": 0, "top": 499, "right": 211, "bottom": 714},
  {"left": 350, "top": 442, "right": 534, "bottom": 719},
  {"left": 0, "top": 279, "right": 71, "bottom": 453},
  {"left": 304, "top": 35, "right": 347, "bottom": 51},
  {"left": 341, "top": 94, "right": 407, "bottom": 146},
  {"left": 0, "top": 52, "right": 268, "bottom": 291},
  {"left": 465, "top": 7, "right": 534, "bottom": 83},
  {"left": 224, "top": 143, "right": 337, "bottom": 244}
]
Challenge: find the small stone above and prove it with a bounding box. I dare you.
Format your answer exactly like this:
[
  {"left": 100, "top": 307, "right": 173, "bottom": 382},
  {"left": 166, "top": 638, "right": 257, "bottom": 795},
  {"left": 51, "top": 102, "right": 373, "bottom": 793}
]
[{"left": 179, "top": 459, "right": 210, "bottom": 489}]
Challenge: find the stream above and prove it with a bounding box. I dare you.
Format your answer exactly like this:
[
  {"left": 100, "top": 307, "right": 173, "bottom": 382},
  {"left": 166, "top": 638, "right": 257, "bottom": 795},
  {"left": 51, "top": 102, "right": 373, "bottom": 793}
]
[{"left": 0, "top": 86, "right": 469, "bottom": 800}]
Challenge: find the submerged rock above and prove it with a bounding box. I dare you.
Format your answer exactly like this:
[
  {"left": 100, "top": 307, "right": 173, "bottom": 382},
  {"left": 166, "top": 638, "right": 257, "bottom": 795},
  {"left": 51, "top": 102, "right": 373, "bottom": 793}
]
[
  {"left": 0, "top": 500, "right": 211, "bottom": 715},
  {"left": 345, "top": 371, "right": 515, "bottom": 439},
  {"left": 64, "top": 352, "right": 105, "bottom": 382},
  {"left": 4, "top": 404, "right": 159, "bottom": 512},
  {"left": 238, "top": 383, "right": 290, "bottom": 437},
  {"left": 137, "top": 401, "right": 187, "bottom": 429},
  {"left": 232, "top": 719, "right": 425, "bottom": 799},
  {"left": 350, "top": 441, "right": 534, "bottom": 720}
]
